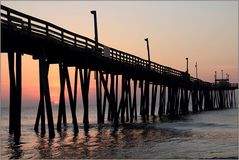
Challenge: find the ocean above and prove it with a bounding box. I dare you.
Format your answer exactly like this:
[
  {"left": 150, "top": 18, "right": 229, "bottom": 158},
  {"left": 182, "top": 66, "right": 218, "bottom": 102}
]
[{"left": 0, "top": 105, "right": 238, "bottom": 159}]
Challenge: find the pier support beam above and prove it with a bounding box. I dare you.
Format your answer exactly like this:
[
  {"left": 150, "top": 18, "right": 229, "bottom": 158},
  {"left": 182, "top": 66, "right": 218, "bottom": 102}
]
[
  {"left": 213, "top": 90, "right": 218, "bottom": 109},
  {"left": 139, "top": 80, "right": 144, "bottom": 117},
  {"left": 96, "top": 71, "right": 103, "bottom": 124},
  {"left": 65, "top": 66, "right": 79, "bottom": 133},
  {"left": 8, "top": 51, "right": 22, "bottom": 141},
  {"left": 115, "top": 75, "right": 119, "bottom": 116},
  {"left": 80, "top": 68, "right": 91, "bottom": 130},
  {"left": 72, "top": 67, "right": 79, "bottom": 132},
  {"left": 102, "top": 74, "right": 109, "bottom": 123},
  {"left": 57, "top": 65, "right": 79, "bottom": 133},
  {"left": 167, "top": 86, "right": 179, "bottom": 118},
  {"left": 43, "top": 62, "right": 55, "bottom": 138},
  {"left": 118, "top": 75, "right": 126, "bottom": 123},
  {"left": 8, "top": 51, "right": 16, "bottom": 134},
  {"left": 151, "top": 84, "right": 158, "bottom": 116},
  {"left": 192, "top": 89, "right": 199, "bottom": 113},
  {"left": 110, "top": 74, "right": 117, "bottom": 122},
  {"left": 132, "top": 80, "right": 137, "bottom": 120},
  {"left": 233, "top": 90, "right": 237, "bottom": 108},
  {"left": 167, "top": 86, "right": 174, "bottom": 118},
  {"left": 34, "top": 58, "right": 45, "bottom": 135},
  {"left": 57, "top": 63, "right": 67, "bottom": 132},
  {"left": 180, "top": 88, "right": 189, "bottom": 115},
  {"left": 219, "top": 90, "right": 225, "bottom": 109},
  {"left": 174, "top": 87, "right": 180, "bottom": 115},
  {"left": 100, "top": 72, "right": 118, "bottom": 128},
  {"left": 144, "top": 80, "right": 150, "bottom": 120},
  {"left": 158, "top": 85, "right": 166, "bottom": 117},
  {"left": 34, "top": 57, "right": 55, "bottom": 138},
  {"left": 126, "top": 78, "right": 133, "bottom": 122},
  {"left": 198, "top": 90, "right": 204, "bottom": 112}
]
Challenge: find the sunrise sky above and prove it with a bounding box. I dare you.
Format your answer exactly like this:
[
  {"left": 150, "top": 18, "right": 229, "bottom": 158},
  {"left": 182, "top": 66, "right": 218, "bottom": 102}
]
[{"left": 1, "top": 1, "right": 238, "bottom": 107}]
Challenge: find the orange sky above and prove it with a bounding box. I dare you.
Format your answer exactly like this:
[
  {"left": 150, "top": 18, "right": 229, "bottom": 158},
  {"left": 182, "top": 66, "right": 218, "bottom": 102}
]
[{"left": 1, "top": 1, "right": 238, "bottom": 107}]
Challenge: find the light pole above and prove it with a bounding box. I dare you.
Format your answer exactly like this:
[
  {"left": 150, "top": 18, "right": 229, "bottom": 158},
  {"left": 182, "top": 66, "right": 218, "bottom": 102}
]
[
  {"left": 214, "top": 71, "right": 217, "bottom": 82},
  {"left": 226, "top": 73, "right": 229, "bottom": 80},
  {"left": 91, "top": 10, "right": 102, "bottom": 124},
  {"left": 195, "top": 62, "right": 198, "bottom": 79},
  {"left": 221, "top": 69, "right": 223, "bottom": 79},
  {"left": 91, "top": 10, "right": 98, "bottom": 51},
  {"left": 144, "top": 38, "right": 151, "bottom": 67},
  {"left": 186, "top": 58, "right": 188, "bottom": 73},
  {"left": 91, "top": 10, "right": 99, "bottom": 81}
]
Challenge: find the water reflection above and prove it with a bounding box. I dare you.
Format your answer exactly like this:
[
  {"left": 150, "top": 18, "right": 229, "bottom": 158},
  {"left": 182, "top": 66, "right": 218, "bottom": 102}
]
[
  {"left": 28, "top": 120, "right": 194, "bottom": 159},
  {"left": 4, "top": 117, "right": 194, "bottom": 159},
  {"left": 8, "top": 135, "right": 23, "bottom": 159},
  {"left": 2, "top": 109, "right": 237, "bottom": 159},
  {"left": 2, "top": 123, "right": 192, "bottom": 159}
]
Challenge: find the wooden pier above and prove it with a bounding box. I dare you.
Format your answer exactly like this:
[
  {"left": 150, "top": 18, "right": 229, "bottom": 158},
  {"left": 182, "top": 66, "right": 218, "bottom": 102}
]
[{"left": 1, "top": 5, "right": 238, "bottom": 140}]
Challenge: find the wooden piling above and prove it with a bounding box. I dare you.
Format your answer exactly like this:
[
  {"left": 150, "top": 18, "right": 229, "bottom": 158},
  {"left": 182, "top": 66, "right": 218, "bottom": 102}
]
[
  {"left": 182, "top": 88, "right": 187, "bottom": 113},
  {"left": 115, "top": 75, "right": 118, "bottom": 113},
  {"left": 79, "top": 69, "right": 91, "bottom": 129},
  {"left": 225, "top": 90, "right": 229, "bottom": 108},
  {"left": 185, "top": 89, "right": 190, "bottom": 114},
  {"left": 110, "top": 74, "right": 116, "bottom": 121},
  {"left": 204, "top": 90, "right": 209, "bottom": 111},
  {"left": 229, "top": 90, "right": 232, "bottom": 108},
  {"left": 57, "top": 63, "right": 67, "bottom": 132},
  {"left": 99, "top": 71, "right": 102, "bottom": 121},
  {"left": 166, "top": 86, "right": 172, "bottom": 116},
  {"left": 41, "top": 60, "right": 55, "bottom": 138},
  {"left": 151, "top": 84, "right": 158, "bottom": 116},
  {"left": 72, "top": 67, "right": 79, "bottom": 132},
  {"left": 158, "top": 85, "right": 166, "bottom": 117},
  {"left": 100, "top": 71, "right": 118, "bottom": 127},
  {"left": 145, "top": 80, "right": 149, "bottom": 120},
  {"left": 213, "top": 90, "right": 218, "bottom": 109},
  {"left": 174, "top": 87, "right": 180, "bottom": 115},
  {"left": 168, "top": 87, "right": 177, "bottom": 118},
  {"left": 233, "top": 90, "right": 237, "bottom": 108},
  {"left": 119, "top": 75, "right": 126, "bottom": 123},
  {"left": 192, "top": 89, "right": 199, "bottom": 113},
  {"left": 126, "top": 78, "right": 133, "bottom": 122},
  {"left": 139, "top": 80, "right": 144, "bottom": 117},
  {"left": 8, "top": 51, "right": 16, "bottom": 134},
  {"left": 133, "top": 80, "right": 137, "bottom": 120},
  {"left": 96, "top": 71, "right": 102, "bottom": 124},
  {"left": 65, "top": 66, "right": 79, "bottom": 133},
  {"left": 198, "top": 90, "right": 203, "bottom": 111},
  {"left": 125, "top": 79, "right": 130, "bottom": 122},
  {"left": 7, "top": 51, "right": 22, "bottom": 140},
  {"left": 111, "top": 74, "right": 119, "bottom": 127},
  {"left": 102, "top": 74, "right": 109, "bottom": 123},
  {"left": 35, "top": 57, "right": 55, "bottom": 138},
  {"left": 34, "top": 59, "right": 45, "bottom": 134},
  {"left": 15, "top": 52, "right": 22, "bottom": 140},
  {"left": 230, "top": 90, "right": 233, "bottom": 108}
]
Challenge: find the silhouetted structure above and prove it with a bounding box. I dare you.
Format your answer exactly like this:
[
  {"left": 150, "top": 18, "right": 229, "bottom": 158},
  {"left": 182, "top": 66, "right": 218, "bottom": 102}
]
[{"left": 1, "top": 5, "right": 238, "bottom": 140}]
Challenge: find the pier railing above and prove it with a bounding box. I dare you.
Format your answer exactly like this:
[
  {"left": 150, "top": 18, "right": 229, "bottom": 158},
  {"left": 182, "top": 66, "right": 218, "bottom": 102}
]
[{"left": 1, "top": 5, "right": 184, "bottom": 78}]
